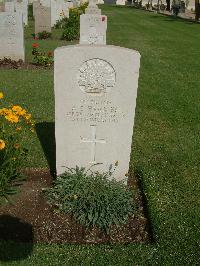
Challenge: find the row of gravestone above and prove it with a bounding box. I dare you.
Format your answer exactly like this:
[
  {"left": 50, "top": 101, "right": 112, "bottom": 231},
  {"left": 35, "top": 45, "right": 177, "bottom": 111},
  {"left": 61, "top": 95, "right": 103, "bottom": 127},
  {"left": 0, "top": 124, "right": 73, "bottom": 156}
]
[
  {"left": 0, "top": 0, "right": 76, "bottom": 61},
  {"left": 0, "top": 1, "right": 25, "bottom": 60},
  {"left": 0, "top": 0, "right": 140, "bottom": 183},
  {"left": 33, "top": 0, "right": 73, "bottom": 34}
]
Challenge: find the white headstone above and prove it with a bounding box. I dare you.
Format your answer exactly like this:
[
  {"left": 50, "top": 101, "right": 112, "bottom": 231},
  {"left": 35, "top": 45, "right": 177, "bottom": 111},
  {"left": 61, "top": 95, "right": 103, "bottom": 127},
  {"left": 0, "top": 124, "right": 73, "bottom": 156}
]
[
  {"left": 186, "top": 0, "right": 195, "bottom": 10},
  {"left": 35, "top": 4, "right": 51, "bottom": 34},
  {"left": 51, "top": 0, "right": 69, "bottom": 27},
  {"left": 33, "top": 0, "right": 39, "bottom": 16},
  {"left": 116, "top": 0, "right": 126, "bottom": 5},
  {"left": 40, "top": 0, "right": 51, "bottom": 6},
  {"left": 5, "top": 1, "right": 15, "bottom": 12},
  {"left": 80, "top": 0, "right": 107, "bottom": 44},
  {"left": 0, "top": 11, "right": 24, "bottom": 60},
  {"left": 14, "top": 0, "right": 28, "bottom": 26},
  {"left": 54, "top": 45, "right": 140, "bottom": 181}
]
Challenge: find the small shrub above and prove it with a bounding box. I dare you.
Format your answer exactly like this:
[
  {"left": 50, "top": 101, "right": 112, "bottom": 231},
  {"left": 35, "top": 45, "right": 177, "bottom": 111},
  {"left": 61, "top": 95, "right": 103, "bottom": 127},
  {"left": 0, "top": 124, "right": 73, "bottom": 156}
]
[
  {"left": 37, "top": 31, "right": 52, "bottom": 40},
  {"left": 32, "top": 31, "right": 51, "bottom": 40},
  {"left": 0, "top": 92, "right": 34, "bottom": 199},
  {"left": 60, "top": 3, "right": 88, "bottom": 41},
  {"left": 32, "top": 43, "right": 53, "bottom": 66},
  {"left": 45, "top": 166, "right": 135, "bottom": 233},
  {"left": 62, "top": 25, "right": 79, "bottom": 41}
]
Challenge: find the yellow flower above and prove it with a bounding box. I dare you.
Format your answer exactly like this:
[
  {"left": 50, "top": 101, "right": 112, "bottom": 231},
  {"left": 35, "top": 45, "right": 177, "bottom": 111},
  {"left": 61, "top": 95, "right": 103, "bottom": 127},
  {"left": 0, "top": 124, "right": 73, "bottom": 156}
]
[
  {"left": 0, "top": 92, "right": 4, "bottom": 99},
  {"left": 12, "top": 105, "right": 26, "bottom": 116},
  {"left": 0, "top": 108, "right": 11, "bottom": 116},
  {"left": 12, "top": 105, "right": 22, "bottom": 112},
  {"left": 5, "top": 114, "right": 19, "bottom": 123},
  {"left": 13, "top": 143, "right": 20, "bottom": 149},
  {"left": 0, "top": 139, "right": 6, "bottom": 150},
  {"left": 24, "top": 114, "right": 31, "bottom": 120}
]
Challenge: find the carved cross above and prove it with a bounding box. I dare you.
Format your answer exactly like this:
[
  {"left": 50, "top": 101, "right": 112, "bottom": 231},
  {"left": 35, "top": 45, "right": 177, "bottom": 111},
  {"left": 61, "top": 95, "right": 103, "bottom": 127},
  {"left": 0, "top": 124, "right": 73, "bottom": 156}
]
[{"left": 80, "top": 125, "right": 106, "bottom": 164}]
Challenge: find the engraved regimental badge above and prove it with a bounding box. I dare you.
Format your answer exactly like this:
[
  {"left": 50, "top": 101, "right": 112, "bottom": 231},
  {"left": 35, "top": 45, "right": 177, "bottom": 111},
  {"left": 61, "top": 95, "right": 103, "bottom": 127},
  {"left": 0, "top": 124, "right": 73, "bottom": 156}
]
[{"left": 78, "top": 58, "right": 116, "bottom": 96}]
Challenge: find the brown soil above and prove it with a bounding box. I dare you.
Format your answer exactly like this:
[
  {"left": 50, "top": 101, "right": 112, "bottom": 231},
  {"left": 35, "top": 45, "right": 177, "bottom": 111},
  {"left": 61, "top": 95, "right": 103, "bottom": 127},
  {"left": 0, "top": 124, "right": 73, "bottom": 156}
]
[
  {"left": 0, "top": 169, "right": 150, "bottom": 244},
  {"left": 0, "top": 58, "right": 53, "bottom": 70}
]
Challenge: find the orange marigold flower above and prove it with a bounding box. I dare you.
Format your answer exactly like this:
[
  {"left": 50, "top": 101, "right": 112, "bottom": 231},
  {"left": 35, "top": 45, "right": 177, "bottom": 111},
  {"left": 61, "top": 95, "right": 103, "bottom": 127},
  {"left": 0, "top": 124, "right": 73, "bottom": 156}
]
[
  {"left": 0, "top": 139, "right": 6, "bottom": 150},
  {"left": 32, "top": 43, "right": 39, "bottom": 49},
  {"left": 5, "top": 114, "right": 19, "bottom": 123},
  {"left": 0, "top": 92, "right": 4, "bottom": 99},
  {"left": 12, "top": 105, "right": 26, "bottom": 116},
  {"left": 12, "top": 105, "right": 22, "bottom": 112},
  {"left": 0, "top": 108, "right": 10, "bottom": 116}
]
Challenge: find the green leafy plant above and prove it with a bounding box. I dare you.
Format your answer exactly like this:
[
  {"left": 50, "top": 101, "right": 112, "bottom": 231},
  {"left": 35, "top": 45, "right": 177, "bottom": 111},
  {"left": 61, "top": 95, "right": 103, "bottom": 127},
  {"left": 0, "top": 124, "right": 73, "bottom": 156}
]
[
  {"left": 45, "top": 166, "right": 135, "bottom": 233},
  {"left": 32, "top": 43, "right": 53, "bottom": 66},
  {"left": 58, "top": 3, "right": 88, "bottom": 41},
  {"left": 0, "top": 92, "right": 34, "bottom": 199}
]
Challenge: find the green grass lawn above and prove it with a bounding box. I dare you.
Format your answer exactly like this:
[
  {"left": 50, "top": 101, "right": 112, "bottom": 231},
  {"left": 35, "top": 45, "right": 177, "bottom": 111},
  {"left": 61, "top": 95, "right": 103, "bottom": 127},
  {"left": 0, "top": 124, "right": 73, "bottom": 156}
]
[{"left": 0, "top": 5, "right": 200, "bottom": 265}]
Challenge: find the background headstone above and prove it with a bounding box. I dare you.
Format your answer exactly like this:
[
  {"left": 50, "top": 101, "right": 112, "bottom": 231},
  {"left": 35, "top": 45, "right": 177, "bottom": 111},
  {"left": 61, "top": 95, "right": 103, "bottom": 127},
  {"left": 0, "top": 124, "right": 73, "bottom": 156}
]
[
  {"left": 116, "top": 0, "right": 126, "bottom": 5},
  {"left": 0, "top": 2, "right": 5, "bottom": 11},
  {"left": 54, "top": 45, "right": 140, "bottom": 181},
  {"left": 5, "top": 1, "right": 15, "bottom": 12},
  {"left": 14, "top": 0, "right": 28, "bottom": 25},
  {"left": 0, "top": 11, "right": 25, "bottom": 60},
  {"left": 33, "top": 0, "right": 40, "bottom": 16},
  {"left": 80, "top": 0, "right": 107, "bottom": 44},
  {"left": 35, "top": 4, "right": 51, "bottom": 34}
]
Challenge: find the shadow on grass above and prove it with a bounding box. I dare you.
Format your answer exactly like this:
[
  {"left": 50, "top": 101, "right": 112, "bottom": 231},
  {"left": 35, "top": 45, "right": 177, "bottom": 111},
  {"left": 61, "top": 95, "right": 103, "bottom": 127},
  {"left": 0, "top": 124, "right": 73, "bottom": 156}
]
[
  {"left": 133, "top": 167, "right": 155, "bottom": 243},
  {"left": 0, "top": 215, "right": 33, "bottom": 262},
  {"left": 35, "top": 122, "right": 56, "bottom": 177}
]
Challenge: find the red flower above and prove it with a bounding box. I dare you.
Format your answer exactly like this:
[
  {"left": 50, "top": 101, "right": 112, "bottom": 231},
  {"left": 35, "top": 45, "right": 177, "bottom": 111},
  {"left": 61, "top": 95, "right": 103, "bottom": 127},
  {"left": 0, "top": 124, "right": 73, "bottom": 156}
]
[
  {"left": 102, "top": 16, "right": 106, "bottom": 22},
  {"left": 32, "top": 43, "right": 39, "bottom": 49}
]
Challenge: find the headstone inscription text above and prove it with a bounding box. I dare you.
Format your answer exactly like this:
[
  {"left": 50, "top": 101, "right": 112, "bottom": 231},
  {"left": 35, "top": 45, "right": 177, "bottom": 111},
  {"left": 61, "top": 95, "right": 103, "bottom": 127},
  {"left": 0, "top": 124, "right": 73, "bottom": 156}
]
[{"left": 80, "top": 0, "right": 107, "bottom": 44}]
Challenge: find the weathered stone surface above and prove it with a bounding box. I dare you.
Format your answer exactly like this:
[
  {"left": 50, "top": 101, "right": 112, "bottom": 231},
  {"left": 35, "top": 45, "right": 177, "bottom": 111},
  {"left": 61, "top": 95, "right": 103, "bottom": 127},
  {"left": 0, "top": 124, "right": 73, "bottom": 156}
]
[
  {"left": 54, "top": 45, "right": 140, "bottom": 181},
  {"left": 80, "top": 14, "right": 107, "bottom": 45},
  {"left": 51, "top": 0, "right": 69, "bottom": 27},
  {"left": 0, "top": 2, "right": 5, "bottom": 12},
  {"left": 14, "top": 0, "right": 28, "bottom": 25},
  {"left": 35, "top": 4, "right": 51, "bottom": 34},
  {"left": 0, "top": 11, "right": 24, "bottom": 60},
  {"left": 116, "top": 0, "right": 125, "bottom": 5},
  {"left": 5, "top": 1, "right": 15, "bottom": 12},
  {"left": 80, "top": 0, "right": 107, "bottom": 45},
  {"left": 33, "top": 0, "right": 40, "bottom": 17}
]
